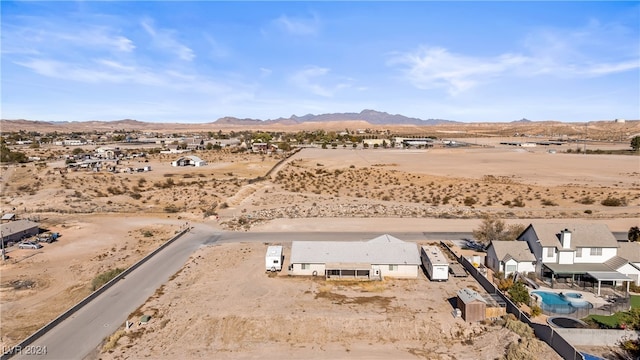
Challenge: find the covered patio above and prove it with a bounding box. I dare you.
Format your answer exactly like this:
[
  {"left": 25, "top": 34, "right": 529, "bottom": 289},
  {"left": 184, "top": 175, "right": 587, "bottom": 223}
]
[
  {"left": 325, "top": 262, "right": 372, "bottom": 280},
  {"left": 586, "top": 271, "right": 632, "bottom": 296},
  {"left": 542, "top": 263, "right": 632, "bottom": 297}
]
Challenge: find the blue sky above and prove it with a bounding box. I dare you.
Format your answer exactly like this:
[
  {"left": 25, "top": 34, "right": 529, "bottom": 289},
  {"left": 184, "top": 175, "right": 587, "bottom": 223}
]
[{"left": 2, "top": 1, "right": 639, "bottom": 123}]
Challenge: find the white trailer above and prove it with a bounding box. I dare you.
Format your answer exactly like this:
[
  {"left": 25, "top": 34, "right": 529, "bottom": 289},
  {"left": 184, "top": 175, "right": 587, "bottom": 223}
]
[
  {"left": 421, "top": 245, "right": 449, "bottom": 281},
  {"left": 265, "top": 245, "right": 283, "bottom": 272}
]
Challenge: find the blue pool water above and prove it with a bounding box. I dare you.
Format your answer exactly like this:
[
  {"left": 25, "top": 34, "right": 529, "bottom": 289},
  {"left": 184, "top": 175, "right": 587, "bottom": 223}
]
[{"left": 532, "top": 291, "right": 593, "bottom": 314}]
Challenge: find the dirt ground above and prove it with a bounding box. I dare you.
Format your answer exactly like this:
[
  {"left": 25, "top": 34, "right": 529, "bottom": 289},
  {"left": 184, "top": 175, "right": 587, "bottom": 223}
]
[
  {"left": 1, "top": 132, "right": 638, "bottom": 357},
  {"left": 99, "top": 241, "right": 562, "bottom": 360}
]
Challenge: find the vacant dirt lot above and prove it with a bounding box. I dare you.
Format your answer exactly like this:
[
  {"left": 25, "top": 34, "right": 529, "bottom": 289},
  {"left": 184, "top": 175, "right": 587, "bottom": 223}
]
[{"left": 99, "top": 241, "right": 562, "bottom": 360}]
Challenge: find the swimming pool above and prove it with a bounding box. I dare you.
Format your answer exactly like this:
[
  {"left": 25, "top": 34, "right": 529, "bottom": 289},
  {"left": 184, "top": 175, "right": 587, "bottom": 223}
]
[{"left": 531, "top": 291, "right": 593, "bottom": 314}]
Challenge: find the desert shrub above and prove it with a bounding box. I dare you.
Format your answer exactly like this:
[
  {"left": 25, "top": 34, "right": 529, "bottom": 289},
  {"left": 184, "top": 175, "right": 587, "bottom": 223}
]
[
  {"left": 107, "top": 186, "right": 123, "bottom": 195},
  {"left": 130, "top": 192, "right": 142, "bottom": 200},
  {"left": 463, "top": 197, "right": 476, "bottom": 206},
  {"left": 102, "top": 329, "right": 126, "bottom": 352},
  {"left": 529, "top": 304, "right": 542, "bottom": 317},
  {"left": 601, "top": 196, "right": 627, "bottom": 206},
  {"left": 141, "top": 230, "right": 153, "bottom": 237},
  {"left": 577, "top": 196, "right": 595, "bottom": 204},
  {"left": 497, "top": 277, "right": 514, "bottom": 291},
  {"left": 504, "top": 316, "right": 534, "bottom": 338},
  {"left": 504, "top": 337, "right": 545, "bottom": 360},
  {"left": 584, "top": 209, "right": 593, "bottom": 214},
  {"left": 540, "top": 199, "right": 557, "bottom": 206},
  {"left": 512, "top": 197, "right": 526, "bottom": 207},
  {"left": 164, "top": 204, "right": 180, "bottom": 213},
  {"left": 92, "top": 268, "right": 125, "bottom": 291}
]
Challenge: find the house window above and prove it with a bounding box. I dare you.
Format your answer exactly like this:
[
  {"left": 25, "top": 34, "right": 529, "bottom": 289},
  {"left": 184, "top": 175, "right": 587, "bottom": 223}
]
[
  {"left": 506, "top": 264, "right": 517, "bottom": 273},
  {"left": 590, "top": 248, "right": 602, "bottom": 256},
  {"left": 576, "top": 248, "right": 582, "bottom": 258},
  {"left": 301, "top": 264, "right": 310, "bottom": 270},
  {"left": 546, "top": 247, "right": 555, "bottom": 257},
  {"left": 389, "top": 264, "right": 398, "bottom": 271}
]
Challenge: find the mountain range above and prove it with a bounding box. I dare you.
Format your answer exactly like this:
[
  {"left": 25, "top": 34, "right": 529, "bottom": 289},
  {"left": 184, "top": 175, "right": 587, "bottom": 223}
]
[{"left": 214, "top": 109, "right": 458, "bottom": 126}]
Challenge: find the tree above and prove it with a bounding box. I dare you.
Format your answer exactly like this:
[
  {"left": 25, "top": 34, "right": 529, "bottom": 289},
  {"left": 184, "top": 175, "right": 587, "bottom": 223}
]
[
  {"left": 631, "top": 136, "right": 640, "bottom": 152},
  {"left": 629, "top": 226, "right": 640, "bottom": 242},
  {"left": 472, "top": 215, "right": 526, "bottom": 244},
  {"left": 508, "top": 281, "right": 530, "bottom": 305}
]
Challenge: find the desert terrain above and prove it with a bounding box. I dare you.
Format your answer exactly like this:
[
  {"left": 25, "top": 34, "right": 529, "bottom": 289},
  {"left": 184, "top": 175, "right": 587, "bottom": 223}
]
[
  {"left": 1, "top": 120, "right": 639, "bottom": 358},
  {"left": 98, "top": 241, "right": 562, "bottom": 360}
]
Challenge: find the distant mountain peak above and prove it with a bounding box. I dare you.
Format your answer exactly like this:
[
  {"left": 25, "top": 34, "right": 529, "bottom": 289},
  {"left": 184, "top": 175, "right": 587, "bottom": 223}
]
[{"left": 213, "top": 110, "right": 458, "bottom": 126}]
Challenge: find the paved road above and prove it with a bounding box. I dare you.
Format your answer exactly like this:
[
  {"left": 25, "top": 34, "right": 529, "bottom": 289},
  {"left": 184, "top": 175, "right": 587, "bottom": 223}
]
[{"left": 11, "top": 224, "right": 220, "bottom": 360}]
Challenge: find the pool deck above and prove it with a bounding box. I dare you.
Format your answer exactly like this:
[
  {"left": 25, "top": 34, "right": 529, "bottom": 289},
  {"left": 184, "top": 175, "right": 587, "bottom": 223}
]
[{"left": 531, "top": 287, "right": 609, "bottom": 308}]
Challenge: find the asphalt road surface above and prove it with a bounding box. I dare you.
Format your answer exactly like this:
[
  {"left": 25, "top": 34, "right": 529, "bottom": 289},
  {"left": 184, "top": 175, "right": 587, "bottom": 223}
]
[{"left": 10, "top": 224, "right": 220, "bottom": 360}]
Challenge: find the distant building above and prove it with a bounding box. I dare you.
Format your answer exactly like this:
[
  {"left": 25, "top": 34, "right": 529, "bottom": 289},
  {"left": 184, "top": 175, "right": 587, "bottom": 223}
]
[
  {"left": 171, "top": 155, "right": 207, "bottom": 167},
  {"left": 1, "top": 220, "right": 40, "bottom": 245}
]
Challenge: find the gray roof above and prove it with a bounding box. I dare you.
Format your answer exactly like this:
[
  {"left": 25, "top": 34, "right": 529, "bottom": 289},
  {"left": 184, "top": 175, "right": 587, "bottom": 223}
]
[
  {"left": 543, "top": 262, "right": 613, "bottom": 274},
  {"left": 604, "top": 256, "right": 630, "bottom": 271},
  {"left": 290, "top": 234, "right": 420, "bottom": 266},
  {"left": 457, "top": 288, "right": 487, "bottom": 304},
  {"left": 1, "top": 213, "right": 15, "bottom": 220},
  {"left": 617, "top": 242, "right": 640, "bottom": 263},
  {"left": 489, "top": 241, "right": 535, "bottom": 262},
  {"left": 523, "top": 223, "right": 618, "bottom": 250},
  {"left": 587, "top": 271, "right": 632, "bottom": 282},
  {"left": 0, "top": 220, "right": 39, "bottom": 237}
]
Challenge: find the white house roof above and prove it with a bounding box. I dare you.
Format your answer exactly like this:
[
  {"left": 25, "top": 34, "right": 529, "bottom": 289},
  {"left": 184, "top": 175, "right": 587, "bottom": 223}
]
[
  {"left": 457, "top": 288, "right": 487, "bottom": 304},
  {"left": 617, "top": 242, "right": 640, "bottom": 263},
  {"left": 290, "top": 234, "right": 420, "bottom": 266},
  {"left": 490, "top": 241, "right": 535, "bottom": 262},
  {"left": 0, "top": 220, "right": 39, "bottom": 237},
  {"left": 523, "top": 223, "right": 618, "bottom": 250}
]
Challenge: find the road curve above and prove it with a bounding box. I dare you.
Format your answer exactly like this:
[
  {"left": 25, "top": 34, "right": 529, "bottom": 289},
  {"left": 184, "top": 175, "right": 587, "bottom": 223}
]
[{"left": 11, "top": 223, "right": 220, "bottom": 360}]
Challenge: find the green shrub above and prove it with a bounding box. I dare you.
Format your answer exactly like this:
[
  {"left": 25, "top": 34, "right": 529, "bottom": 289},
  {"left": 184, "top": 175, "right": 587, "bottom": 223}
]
[{"left": 92, "top": 268, "right": 125, "bottom": 291}]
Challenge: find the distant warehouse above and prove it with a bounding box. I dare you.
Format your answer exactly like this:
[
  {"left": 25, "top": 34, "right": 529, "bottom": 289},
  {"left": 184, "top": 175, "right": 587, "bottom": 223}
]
[
  {"left": 1, "top": 219, "right": 40, "bottom": 245},
  {"left": 289, "top": 234, "right": 420, "bottom": 280}
]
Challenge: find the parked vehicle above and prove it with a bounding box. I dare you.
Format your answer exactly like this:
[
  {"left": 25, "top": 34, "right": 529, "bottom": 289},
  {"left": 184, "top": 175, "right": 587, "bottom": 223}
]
[
  {"left": 36, "top": 232, "right": 59, "bottom": 243},
  {"left": 18, "top": 242, "right": 43, "bottom": 249},
  {"left": 265, "top": 245, "right": 283, "bottom": 272}
]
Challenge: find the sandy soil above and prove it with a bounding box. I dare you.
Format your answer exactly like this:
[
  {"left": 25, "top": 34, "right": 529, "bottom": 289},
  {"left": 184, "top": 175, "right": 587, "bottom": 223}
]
[
  {"left": 99, "top": 241, "right": 562, "bottom": 360},
  {"left": 1, "top": 131, "right": 638, "bottom": 357}
]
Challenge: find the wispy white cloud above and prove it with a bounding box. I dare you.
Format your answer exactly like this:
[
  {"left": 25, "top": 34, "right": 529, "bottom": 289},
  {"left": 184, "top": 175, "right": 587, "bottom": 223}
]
[
  {"left": 388, "top": 47, "right": 528, "bottom": 95},
  {"left": 140, "top": 18, "right": 195, "bottom": 61},
  {"left": 390, "top": 20, "right": 639, "bottom": 95},
  {"left": 1, "top": 22, "right": 135, "bottom": 55},
  {"left": 274, "top": 14, "right": 320, "bottom": 36},
  {"left": 290, "top": 66, "right": 354, "bottom": 97}
]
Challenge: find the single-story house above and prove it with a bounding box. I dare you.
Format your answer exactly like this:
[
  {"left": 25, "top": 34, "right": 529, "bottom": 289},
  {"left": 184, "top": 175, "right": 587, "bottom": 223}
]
[
  {"left": 171, "top": 156, "right": 207, "bottom": 167},
  {"left": 1, "top": 220, "right": 40, "bottom": 245},
  {"left": 485, "top": 240, "right": 536, "bottom": 277},
  {"left": 289, "top": 234, "right": 420, "bottom": 280}
]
